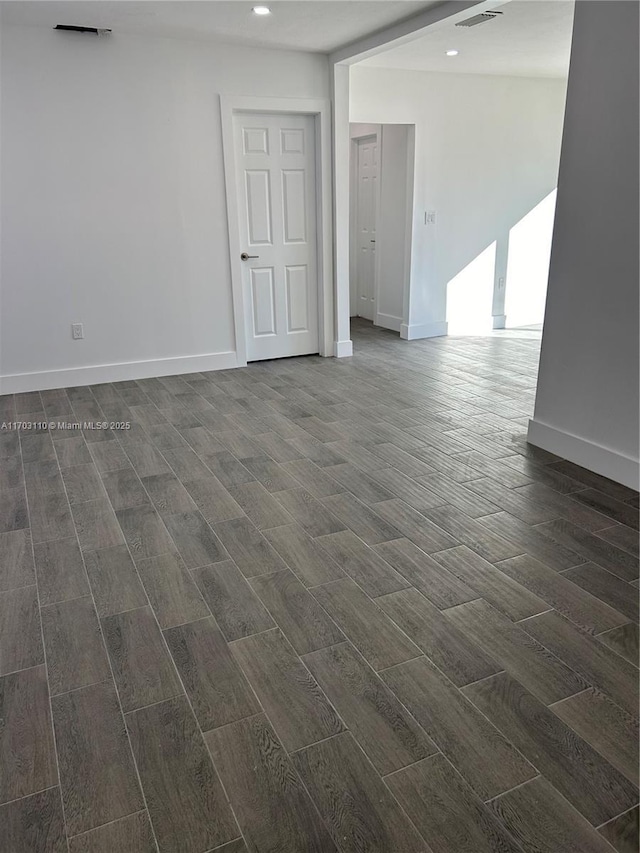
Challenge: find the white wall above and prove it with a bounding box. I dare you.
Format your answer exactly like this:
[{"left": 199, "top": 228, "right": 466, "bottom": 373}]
[
  {"left": 0, "top": 25, "right": 329, "bottom": 391},
  {"left": 528, "top": 1, "right": 639, "bottom": 489},
  {"left": 349, "top": 66, "right": 567, "bottom": 339}
]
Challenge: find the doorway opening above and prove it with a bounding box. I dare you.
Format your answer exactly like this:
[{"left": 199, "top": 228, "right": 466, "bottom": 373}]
[{"left": 349, "top": 123, "right": 415, "bottom": 341}]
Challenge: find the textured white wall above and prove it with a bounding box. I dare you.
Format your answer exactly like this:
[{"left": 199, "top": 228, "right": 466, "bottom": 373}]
[
  {"left": 0, "top": 25, "right": 329, "bottom": 389},
  {"left": 529, "top": 1, "right": 639, "bottom": 487}
]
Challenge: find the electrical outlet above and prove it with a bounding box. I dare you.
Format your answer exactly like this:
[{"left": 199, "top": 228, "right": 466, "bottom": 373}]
[
  {"left": 498, "top": 277, "right": 505, "bottom": 289},
  {"left": 425, "top": 211, "right": 437, "bottom": 225},
  {"left": 71, "top": 323, "right": 84, "bottom": 340}
]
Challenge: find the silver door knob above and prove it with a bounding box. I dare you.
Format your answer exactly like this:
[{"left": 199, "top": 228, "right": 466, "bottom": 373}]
[{"left": 241, "top": 252, "right": 259, "bottom": 261}]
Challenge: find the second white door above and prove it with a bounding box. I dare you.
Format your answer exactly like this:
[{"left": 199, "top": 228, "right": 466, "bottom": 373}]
[
  {"left": 234, "top": 112, "right": 319, "bottom": 361},
  {"left": 355, "top": 135, "right": 379, "bottom": 321}
]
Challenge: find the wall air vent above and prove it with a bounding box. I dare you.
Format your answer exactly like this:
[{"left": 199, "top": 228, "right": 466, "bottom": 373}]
[
  {"left": 54, "top": 25, "right": 112, "bottom": 35},
  {"left": 456, "top": 11, "right": 503, "bottom": 27}
]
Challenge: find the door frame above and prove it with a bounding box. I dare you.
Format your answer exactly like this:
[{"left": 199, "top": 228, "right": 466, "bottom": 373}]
[
  {"left": 349, "top": 129, "right": 382, "bottom": 322},
  {"left": 220, "top": 95, "right": 333, "bottom": 366}
]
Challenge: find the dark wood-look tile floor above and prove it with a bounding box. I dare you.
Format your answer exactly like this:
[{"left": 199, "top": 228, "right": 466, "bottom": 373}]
[{"left": 1, "top": 318, "right": 638, "bottom": 852}]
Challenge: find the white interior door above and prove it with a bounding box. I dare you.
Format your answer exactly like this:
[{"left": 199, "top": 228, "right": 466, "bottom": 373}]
[
  {"left": 234, "top": 113, "right": 319, "bottom": 361},
  {"left": 355, "top": 136, "right": 379, "bottom": 321}
]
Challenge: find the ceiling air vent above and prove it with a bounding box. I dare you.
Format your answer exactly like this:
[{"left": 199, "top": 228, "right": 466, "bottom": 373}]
[
  {"left": 456, "top": 11, "right": 503, "bottom": 27},
  {"left": 54, "top": 25, "right": 112, "bottom": 35}
]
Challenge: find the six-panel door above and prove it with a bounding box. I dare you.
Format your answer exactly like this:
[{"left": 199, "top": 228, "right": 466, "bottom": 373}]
[{"left": 234, "top": 113, "right": 319, "bottom": 361}]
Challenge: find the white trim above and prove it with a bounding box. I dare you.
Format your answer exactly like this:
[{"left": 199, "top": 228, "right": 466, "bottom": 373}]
[
  {"left": 219, "top": 95, "right": 334, "bottom": 364},
  {"left": 334, "top": 340, "right": 354, "bottom": 358},
  {"left": 492, "top": 314, "right": 507, "bottom": 329},
  {"left": 0, "top": 351, "right": 238, "bottom": 395},
  {"left": 375, "top": 312, "right": 402, "bottom": 333},
  {"left": 400, "top": 322, "right": 448, "bottom": 341},
  {"left": 332, "top": 64, "right": 353, "bottom": 359},
  {"left": 527, "top": 418, "right": 640, "bottom": 491}
]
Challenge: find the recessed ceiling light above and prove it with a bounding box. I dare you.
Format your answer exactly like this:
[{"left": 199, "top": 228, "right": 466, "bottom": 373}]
[
  {"left": 446, "top": 49, "right": 459, "bottom": 56},
  {"left": 252, "top": 6, "right": 271, "bottom": 15}
]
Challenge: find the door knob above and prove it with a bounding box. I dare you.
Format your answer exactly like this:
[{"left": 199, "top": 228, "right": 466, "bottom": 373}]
[{"left": 241, "top": 252, "right": 259, "bottom": 261}]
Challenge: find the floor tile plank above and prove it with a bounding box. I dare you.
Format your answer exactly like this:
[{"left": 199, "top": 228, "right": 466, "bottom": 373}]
[
  {"left": 0, "top": 787, "right": 66, "bottom": 853},
  {"left": 370, "top": 499, "right": 457, "bottom": 553},
  {"left": 497, "top": 554, "right": 629, "bottom": 634},
  {"left": 375, "top": 538, "right": 477, "bottom": 609},
  {"left": 126, "top": 695, "right": 237, "bottom": 852},
  {"left": 312, "top": 577, "right": 421, "bottom": 671},
  {"left": 163, "top": 510, "right": 227, "bottom": 568},
  {"left": 598, "top": 806, "right": 639, "bottom": 853},
  {"left": 433, "top": 545, "right": 549, "bottom": 620},
  {"left": 164, "top": 616, "right": 259, "bottom": 730},
  {"left": 0, "top": 666, "right": 57, "bottom": 804},
  {"left": 34, "top": 536, "right": 90, "bottom": 605},
  {"left": 522, "top": 610, "right": 639, "bottom": 715},
  {"left": 83, "top": 544, "right": 148, "bottom": 617},
  {"left": 193, "top": 560, "right": 276, "bottom": 641},
  {"left": 136, "top": 551, "right": 210, "bottom": 628},
  {"left": 387, "top": 753, "right": 524, "bottom": 853},
  {"left": 292, "top": 732, "right": 427, "bottom": 852},
  {"left": 0, "top": 585, "right": 43, "bottom": 675},
  {"left": 490, "top": 776, "right": 617, "bottom": 853},
  {"left": 562, "top": 563, "right": 639, "bottom": 622},
  {"left": 205, "top": 714, "right": 338, "bottom": 853},
  {"left": 41, "top": 596, "right": 110, "bottom": 695},
  {"left": 446, "top": 598, "right": 587, "bottom": 703},
  {"left": 249, "top": 569, "right": 345, "bottom": 654},
  {"left": 213, "top": 517, "right": 287, "bottom": 577},
  {"left": 551, "top": 687, "right": 638, "bottom": 786},
  {"left": 315, "top": 529, "right": 409, "bottom": 597},
  {"left": 230, "top": 628, "right": 344, "bottom": 751},
  {"left": 54, "top": 680, "right": 143, "bottom": 836},
  {"left": 378, "top": 587, "right": 500, "bottom": 686},
  {"left": 535, "top": 518, "right": 638, "bottom": 581},
  {"left": 277, "top": 488, "right": 347, "bottom": 537},
  {"left": 382, "top": 657, "right": 536, "bottom": 800},
  {"left": 263, "top": 523, "right": 344, "bottom": 586},
  {"left": 303, "top": 642, "right": 437, "bottom": 775},
  {"left": 464, "top": 672, "right": 637, "bottom": 826},
  {"left": 68, "top": 810, "right": 156, "bottom": 853},
  {"left": 597, "top": 622, "right": 639, "bottom": 666},
  {"left": 103, "top": 605, "right": 183, "bottom": 712},
  {"left": 0, "top": 528, "right": 34, "bottom": 592}
]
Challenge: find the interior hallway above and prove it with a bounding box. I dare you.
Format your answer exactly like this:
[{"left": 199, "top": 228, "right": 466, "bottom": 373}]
[{"left": 1, "top": 319, "right": 638, "bottom": 853}]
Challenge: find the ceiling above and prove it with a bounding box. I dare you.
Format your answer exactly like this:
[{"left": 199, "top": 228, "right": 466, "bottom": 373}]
[
  {"left": 0, "top": 0, "right": 444, "bottom": 54},
  {"left": 359, "top": 1, "right": 575, "bottom": 78}
]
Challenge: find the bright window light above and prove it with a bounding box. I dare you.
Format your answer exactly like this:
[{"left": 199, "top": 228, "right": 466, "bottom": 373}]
[{"left": 252, "top": 6, "right": 271, "bottom": 15}]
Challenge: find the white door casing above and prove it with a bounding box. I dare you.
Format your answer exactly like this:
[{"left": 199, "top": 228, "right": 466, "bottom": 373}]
[
  {"left": 355, "top": 135, "right": 379, "bottom": 321},
  {"left": 233, "top": 113, "right": 319, "bottom": 361}
]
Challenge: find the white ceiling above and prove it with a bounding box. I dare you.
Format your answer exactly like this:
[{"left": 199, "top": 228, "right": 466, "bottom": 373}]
[
  {"left": 359, "top": 1, "right": 575, "bottom": 78},
  {"left": 0, "top": 0, "right": 443, "bottom": 53}
]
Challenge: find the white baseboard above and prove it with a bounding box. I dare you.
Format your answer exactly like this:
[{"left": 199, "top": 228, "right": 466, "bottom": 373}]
[
  {"left": 400, "top": 321, "right": 448, "bottom": 341},
  {"left": 0, "top": 351, "right": 239, "bottom": 394},
  {"left": 492, "top": 314, "right": 507, "bottom": 330},
  {"left": 374, "top": 312, "right": 402, "bottom": 333},
  {"left": 334, "top": 340, "right": 353, "bottom": 358},
  {"left": 527, "top": 418, "right": 640, "bottom": 491}
]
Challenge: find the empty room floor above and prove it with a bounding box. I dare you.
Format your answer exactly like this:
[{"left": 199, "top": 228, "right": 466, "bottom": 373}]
[{"left": 1, "top": 319, "right": 638, "bottom": 853}]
